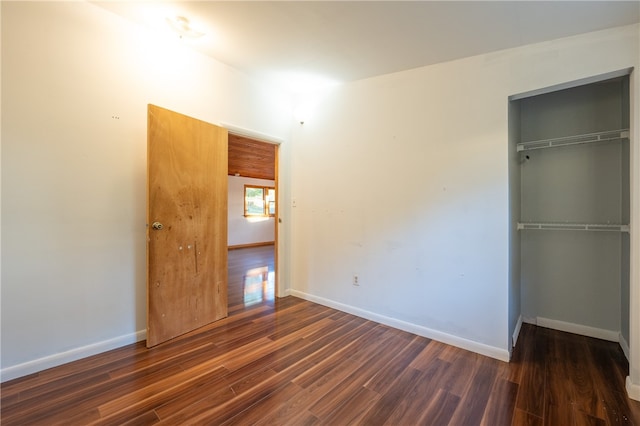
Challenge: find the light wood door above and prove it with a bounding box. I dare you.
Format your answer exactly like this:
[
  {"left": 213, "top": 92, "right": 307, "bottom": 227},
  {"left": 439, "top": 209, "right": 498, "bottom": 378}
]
[{"left": 147, "top": 104, "right": 228, "bottom": 347}]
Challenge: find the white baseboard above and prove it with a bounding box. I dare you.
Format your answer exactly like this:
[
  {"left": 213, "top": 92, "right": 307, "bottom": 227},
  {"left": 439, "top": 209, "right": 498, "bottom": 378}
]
[
  {"left": 1, "top": 330, "right": 146, "bottom": 383},
  {"left": 535, "top": 317, "right": 619, "bottom": 342},
  {"left": 626, "top": 376, "right": 640, "bottom": 402},
  {"left": 512, "top": 315, "right": 523, "bottom": 348},
  {"left": 277, "top": 287, "right": 290, "bottom": 298},
  {"left": 619, "top": 333, "right": 630, "bottom": 361},
  {"left": 289, "top": 289, "right": 510, "bottom": 362}
]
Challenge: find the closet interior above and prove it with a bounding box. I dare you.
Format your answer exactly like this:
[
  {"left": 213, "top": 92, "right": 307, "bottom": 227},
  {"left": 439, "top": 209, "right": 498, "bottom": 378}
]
[{"left": 510, "top": 74, "right": 631, "bottom": 356}]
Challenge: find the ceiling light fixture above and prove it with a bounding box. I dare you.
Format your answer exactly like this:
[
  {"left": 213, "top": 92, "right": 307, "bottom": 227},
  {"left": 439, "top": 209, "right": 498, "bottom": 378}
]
[{"left": 166, "top": 16, "right": 205, "bottom": 39}]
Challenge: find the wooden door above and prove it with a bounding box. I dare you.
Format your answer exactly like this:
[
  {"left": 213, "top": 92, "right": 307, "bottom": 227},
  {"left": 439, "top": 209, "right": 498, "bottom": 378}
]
[{"left": 147, "top": 104, "right": 228, "bottom": 347}]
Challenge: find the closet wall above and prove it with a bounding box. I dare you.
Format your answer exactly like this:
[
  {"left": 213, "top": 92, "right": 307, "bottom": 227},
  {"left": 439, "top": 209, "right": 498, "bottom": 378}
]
[{"left": 514, "top": 76, "right": 630, "bottom": 345}]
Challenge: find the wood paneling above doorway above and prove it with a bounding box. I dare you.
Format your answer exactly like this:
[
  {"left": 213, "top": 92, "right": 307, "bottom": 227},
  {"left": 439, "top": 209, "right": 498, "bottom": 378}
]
[{"left": 228, "top": 134, "right": 276, "bottom": 180}]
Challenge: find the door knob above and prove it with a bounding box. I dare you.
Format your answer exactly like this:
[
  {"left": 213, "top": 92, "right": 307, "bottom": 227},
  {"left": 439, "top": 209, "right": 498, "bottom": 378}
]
[{"left": 152, "top": 222, "right": 164, "bottom": 230}]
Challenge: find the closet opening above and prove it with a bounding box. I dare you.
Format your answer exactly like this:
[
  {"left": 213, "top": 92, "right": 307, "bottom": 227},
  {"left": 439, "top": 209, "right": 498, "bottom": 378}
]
[{"left": 509, "top": 72, "right": 631, "bottom": 359}]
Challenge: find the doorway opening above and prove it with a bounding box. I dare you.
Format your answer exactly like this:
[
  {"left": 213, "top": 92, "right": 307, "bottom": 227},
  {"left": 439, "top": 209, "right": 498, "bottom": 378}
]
[{"left": 227, "top": 132, "right": 280, "bottom": 311}]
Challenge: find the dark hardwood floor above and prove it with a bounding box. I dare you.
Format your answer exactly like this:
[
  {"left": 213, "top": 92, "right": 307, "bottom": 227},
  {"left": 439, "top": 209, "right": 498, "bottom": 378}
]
[{"left": 2, "top": 245, "right": 640, "bottom": 425}]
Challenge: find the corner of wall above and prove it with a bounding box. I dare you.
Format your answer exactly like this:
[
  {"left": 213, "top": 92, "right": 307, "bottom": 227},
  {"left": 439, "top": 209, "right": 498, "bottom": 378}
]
[
  {"left": 620, "top": 332, "right": 630, "bottom": 361},
  {"left": 626, "top": 376, "right": 640, "bottom": 402},
  {"left": 512, "top": 315, "right": 524, "bottom": 349}
]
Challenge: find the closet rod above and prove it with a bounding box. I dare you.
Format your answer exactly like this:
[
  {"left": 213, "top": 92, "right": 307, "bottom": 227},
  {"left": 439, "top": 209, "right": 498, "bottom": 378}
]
[
  {"left": 517, "top": 129, "right": 629, "bottom": 152},
  {"left": 517, "top": 222, "right": 630, "bottom": 232}
]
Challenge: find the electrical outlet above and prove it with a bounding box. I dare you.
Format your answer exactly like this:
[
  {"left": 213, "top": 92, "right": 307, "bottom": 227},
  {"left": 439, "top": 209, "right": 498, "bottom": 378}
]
[{"left": 353, "top": 274, "right": 359, "bottom": 286}]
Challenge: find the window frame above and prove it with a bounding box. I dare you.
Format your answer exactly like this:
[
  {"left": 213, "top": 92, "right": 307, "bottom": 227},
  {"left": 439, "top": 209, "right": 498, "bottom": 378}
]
[{"left": 244, "top": 184, "right": 276, "bottom": 217}]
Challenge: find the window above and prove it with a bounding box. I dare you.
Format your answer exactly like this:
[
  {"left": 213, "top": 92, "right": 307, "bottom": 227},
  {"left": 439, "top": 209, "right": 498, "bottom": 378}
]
[{"left": 244, "top": 185, "right": 276, "bottom": 217}]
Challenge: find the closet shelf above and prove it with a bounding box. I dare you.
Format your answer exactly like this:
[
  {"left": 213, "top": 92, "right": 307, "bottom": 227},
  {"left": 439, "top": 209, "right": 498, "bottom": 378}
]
[
  {"left": 517, "top": 129, "right": 629, "bottom": 152},
  {"left": 517, "top": 222, "right": 629, "bottom": 232}
]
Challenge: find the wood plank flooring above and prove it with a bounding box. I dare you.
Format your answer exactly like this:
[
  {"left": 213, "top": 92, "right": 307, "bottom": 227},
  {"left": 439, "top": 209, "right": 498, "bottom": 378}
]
[{"left": 2, "top": 246, "right": 640, "bottom": 425}]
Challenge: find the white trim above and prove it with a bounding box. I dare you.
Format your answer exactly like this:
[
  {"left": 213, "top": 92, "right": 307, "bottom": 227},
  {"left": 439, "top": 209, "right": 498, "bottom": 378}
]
[
  {"left": 536, "top": 317, "right": 619, "bottom": 342},
  {"left": 509, "top": 68, "right": 633, "bottom": 101},
  {"left": 0, "top": 330, "right": 146, "bottom": 383},
  {"left": 220, "top": 122, "right": 284, "bottom": 145},
  {"left": 626, "top": 377, "right": 640, "bottom": 402},
  {"left": 289, "top": 290, "right": 510, "bottom": 362},
  {"left": 512, "top": 315, "right": 523, "bottom": 348},
  {"left": 620, "top": 333, "right": 631, "bottom": 361},
  {"left": 628, "top": 63, "right": 640, "bottom": 408}
]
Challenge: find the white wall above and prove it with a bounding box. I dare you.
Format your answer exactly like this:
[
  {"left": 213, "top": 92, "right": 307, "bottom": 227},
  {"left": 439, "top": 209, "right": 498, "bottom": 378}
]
[
  {"left": 0, "top": 2, "right": 293, "bottom": 380},
  {"left": 228, "top": 176, "right": 275, "bottom": 247},
  {"left": 290, "top": 24, "right": 640, "bottom": 362}
]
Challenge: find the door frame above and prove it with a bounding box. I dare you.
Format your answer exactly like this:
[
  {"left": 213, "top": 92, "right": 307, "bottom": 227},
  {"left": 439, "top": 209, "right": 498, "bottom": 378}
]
[{"left": 222, "top": 123, "right": 285, "bottom": 298}]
